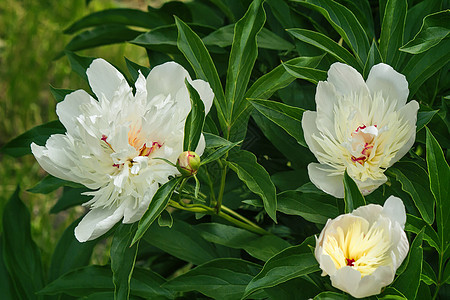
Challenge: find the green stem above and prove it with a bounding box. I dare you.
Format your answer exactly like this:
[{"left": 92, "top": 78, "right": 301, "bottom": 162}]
[
  {"left": 215, "top": 163, "right": 227, "bottom": 213},
  {"left": 432, "top": 250, "right": 444, "bottom": 300},
  {"left": 221, "top": 205, "right": 260, "bottom": 228}
]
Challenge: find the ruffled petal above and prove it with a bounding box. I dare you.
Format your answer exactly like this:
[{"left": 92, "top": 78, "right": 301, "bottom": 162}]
[
  {"left": 366, "top": 63, "right": 409, "bottom": 109},
  {"left": 355, "top": 176, "right": 387, "bottom": 196},
  {"left": 330, "top": 266, "right": 362, "bottom": 298},
  {"left": 327, "top": 62, "right": 369, "bottom": 97},
  {"left": 123, "top": 183, "right": 158, "bottom": 223},
  {"left": 308, "top": 163, "right": 345, "bottom": 198},
  {"left": 74, "top": 205, "right": 125, "bottom": 242},
  {"left": 355, "top": 265, "right": 394, "bottom": 298},
  {"left": 56, "top": 90, "right": 94, "bottom": 137},
  {"left": 302, "top": 111, "right": 326, "bottom": 160},
  {"left": 315, "top": 81, "right": 339, "bottom": 138},
  {"left": 86, "top": 58, "right": 129, "bottom": 101}
]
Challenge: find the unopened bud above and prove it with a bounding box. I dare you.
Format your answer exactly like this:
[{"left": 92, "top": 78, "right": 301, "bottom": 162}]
[{"left": 176, "top": 151, "right": 201, "bottom": 177}]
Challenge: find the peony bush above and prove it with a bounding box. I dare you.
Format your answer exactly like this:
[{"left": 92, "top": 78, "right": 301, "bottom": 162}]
[{"left": 1, "top": 0, "right": 449, "bottom": 299}]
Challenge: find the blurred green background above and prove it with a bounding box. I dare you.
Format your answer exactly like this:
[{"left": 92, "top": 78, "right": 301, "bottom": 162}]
[{"left": 0, "top": 0, "right": 164, "bottom": 267}]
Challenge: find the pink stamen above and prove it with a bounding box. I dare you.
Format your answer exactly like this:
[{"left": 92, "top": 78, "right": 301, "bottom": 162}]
[
  {"left": 139, "top": 142, "right": 162, "bottom": 157},
  {"left": 346, "top": 258, "right": 355, "bottom": 266}
]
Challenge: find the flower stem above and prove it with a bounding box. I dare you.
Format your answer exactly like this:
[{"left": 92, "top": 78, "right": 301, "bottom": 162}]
[
  {"left": 215, "top": 162, "right": 227, "bottom": 213},
  {"left": 221, "top": 205, "right": 260, "bottom": 228}
]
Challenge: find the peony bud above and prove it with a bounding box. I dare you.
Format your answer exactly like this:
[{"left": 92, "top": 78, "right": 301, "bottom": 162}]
[{"left": 176, "top": 151, "right": 201, "bottom": 177}]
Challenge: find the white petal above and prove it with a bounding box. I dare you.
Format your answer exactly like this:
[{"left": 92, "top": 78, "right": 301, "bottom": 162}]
[
  {"left": 382, "top": 196, "right": 406, "bottom": 228},
  {"left": 146, "top": 62, "right": 191, "bottom": 102},
  {"left": 352, "top": 203, "right": 383, "bottom": 224},
  {"left": 355, "top": 176, "right": 387, "bottom": 196},
  {"left": 315, "top": 81, "right": 339, "bottom": 138},
  {"left": 123, "top": 183, "right": 158, "bottom": 223},
  {"left": 190, "top": 79, "right": 214, "bottom": 114},
  {"left": 74, "top": 205, "right": 124, "bottom": 242},
  {"left": 56, "top": 90, "right": 93, "bottom": 137},
  {"left": 354, "top": 265, "right": 394, "bottom": 298},
  {"left": 86, "top": 58, "right": 129, "bottom": 101},
  {"left": 319, "top": 254, "right": 338, "bottom": 277},
  {"left": 366, "top": 63, "right": 409, "bottom": 109},
  {"left": 327, "top": 62, "right": 369, "bottom": 97},
  {"left": 308, "top": 163, "right": 345, "bottom": 198},
  {"left": 330, "top": 266, "right": 362, "bottom": 298},
  {"left": 302, "top": 111, "right": 326, "bottom": 160}
]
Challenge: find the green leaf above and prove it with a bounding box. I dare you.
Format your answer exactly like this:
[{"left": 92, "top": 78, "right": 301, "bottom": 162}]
[
  {"left": 287, "top": 28, "right": 361, "bottom": 70},
  {"left": 416, "top": 110, "right": 438, "bottom": 132},
  {"left": 402, "top": 39, "right": 450, "bottom": 97},
  {"left": 48, "top": 217, "right": 97, "bottom": 281},
  {"left": 264, "top": 276, "right": 321, "bottom": 300},
  {"left": 227, "top": 150, "right": 277, "bottom": 222},
  {"left": 64, "top": 8, "right": 169, "bottom": 34},
  {"left": 249, "top": 99, "right": 306, "bottom": 147},
  {"left": 379, "top": 0, "right": 407, "bottom": 67},
  {"left": 111, "top": 223, "right": 139, "bottom": 300},
  {"left": 164, "top": 258, "right": 261, "bottom": 300},
  {"left": 283, "top": 63, "right": 327, "bottom": 84},
  {"left": 2, "top": 188, "right": 44, "bottom": 300},
  {"left": 225, "top": 0, "right": 266, "bottom": 141},
  {"left": 196, "top": 223, "right": 290, "bottom": 261},
  {"left": 405, "top": 214, "right": 439, "bottom": 251},
  {"left": 132, "top": 177, "right": 181, "bottom": 245},
  {"left": 313, "top": 292, "right": 348, "bottom": 299},
  {"left": 243, "top": 236, "right": 319, "bottom": 298},
  {"left": 204, "top": 132, "right": 233, "bottom": 148},
  {"left": 343, "top": 170, "right": 366, "bottom": 213},
  {"left": 49, "top": 86, "right": 75, "bottom": 102},
  {"left": 39, "top": 265, "right": 173, "bottom": 299},
  {"left": 50, "top": 187, "right": 90, "bottom": 213},
  {"left": 143, "top": 219, "right": 219, "bottom": 265},
  {"left": 246, "top": 55, "right": 324, "bottom": 100},
  {"left": 0, "top": 239, "right": 15, "bottom": 300},
  {"left": 184, "top": 79, "right": 206, "bottom": 151},
  {"left": 363, "top": 40, "right": 382, "bottom": 78},
  {"left": 201, "top": 141, "right": 240, "bottom": 165},
  {"left": 277, "top": 191, "right": 339, "bottom": 224},
  {"left": 1, "top": 120, "right": 65, "bottom": 157},
  {"left": 421, "top": 261, "right": 437, "bottom": 285},
  {"left": 293, "top": 0, "right": 369, "bottom": 66},
  {"left": 426, "top": 128, "right": 450, "bottom": 249},
  {"left": 65, "top": 25, "right": 142, "bottom": 53},
  {"left": 65, "top": 51, "right": 95, "bottom": 82},
  {"left": 393, "top": 229, "right": 424, "bottom": 300},
  {"left": 400, "top": 10, "right": 450, "bottom": 54},
  {"left": 125, "top": 58, "right": 150, "bottom": 82},
  {"left": 28, "top": 174, "right": 84, "bottom": 194},
  {"left": 203, "top": 24, "right": 294, "bottom": 50},
  {"left": 175, "top": 18, "right": 227, "bottom": 130},
  {"left": 131, "top": 25, "right": 179, "bottom": 53},
  {"left": 387, "top": 161, "right": 435, "bottom": 224},
  {"left": 157, "top": 210, "right": 173, "bottom": 228}
]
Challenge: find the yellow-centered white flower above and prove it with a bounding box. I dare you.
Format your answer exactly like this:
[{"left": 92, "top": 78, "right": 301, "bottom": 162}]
[
  {"left": 302, "top": 63, "right": 419, "bottom": 197},
  {"left": 31, "top": 59, "right": 213, "bottom": 242},
  {"left": 315, "top": 196, "right": 409, "bottom": 298}
]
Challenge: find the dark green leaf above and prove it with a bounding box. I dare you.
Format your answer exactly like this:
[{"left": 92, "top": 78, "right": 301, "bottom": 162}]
[
  {"left": 175, "top": 18, "right": 227, "bottom": 130},
  {"left": 400, "top": 10, "right": 450, "bottom": 54},
  {"left": 131, "top": 25, "right": 178, "bottom": 53},
  {"left": 249, "top": 99, "right": 306, "bottom": 147},
  {"left": 203, "top": 24, "right": 294, "bottom": 50},
  {"left": 157, "top": 210, "right": 173, "bottom": 228},
  {"left": 184, "top": 80, "right": 206, "bottom": 151},
  {"left": 277, "top": 191, "right": 339, "bottom": 224},
  {"left": 1, "top": 120, "right": 65, "bottom": 157},
  {"left": 201, "top": 141, "right": 240, "bottom": 165},
  {"left": 111, "top": 223, "right": 139, "bottom": 300},
  {"left": 143, "top": 219, "right": 220, "bottom": 265},
  {"left": 132, "top": 177, "right": 181, "bottom": 245},
  {"left": 426, "top": 127, "right": 450, "bottom": 249},
  {"left": 225, "top": 0, "right": 265, "bottom": 141},
  {"left": 402, "top": 39, "right": 450, "bottom": 97},
  {"left": 393, "top": 229, "right": 424, "bottom": 300},
  {"left": 405, "top": 214, "right": 439, "bottom": 251},
  {"left": 343, "top": 170, "right": 366, "bottom": 213},
  {"left": 387, "top": 161, "right": 435, "bottom": 224},
  {"left": 283, "top": 63, "right": 327, "bottom": 84},
  {"left": 65, "top": 51, "right": 95, "bottom": 82},
  {"left": 293, "top": 0, "right": 369, "bottom": 66},
  {"left": 264, "top": 276, "right": 321, "bottom": 300},
  {"left": 379, "top": 0, "right": 407, "bottom": 67},
  {"left": 204, "top": 132, "right": 233, "bottom": 148},
  {"left": 48, "top": 217, "right": 96, "bottom": 281},
  {"left": 0, "top": 239, "right": 15, "bottom": 300},
  {"left": 246, "top": 55, "right": 324, "bottom": 100},
  {"left": 125, "top": 58, "right": 150, "bottom": 82},
  {"left": 243, "top": 236, "right": 319, "bottom": 298},
  {"left": 64, "top": 8, "right": 169, "bottom": 34},
  {"left": 313, "top": 292, "right": 349, "bottom": 299},
  {"left": 421, "top": 261, "right": 437, "bottom": 285},
  {"left": 65, "top": 25, "right": 142, "bottom": 53},
  {"left": 49, "top": 86, "right": 75, "bottom": 102},
  {"left": 196, "top": 223, "right": 290, "bottom": 261},
  {"left": 50, "top": 187, "right": 90, "bottom": 214},
  {"left": 363, "top": 40, "right": 382, "bottom": 78},
  {"left": 164, "top": 258, "right": 261, "bottom": 300},
  {"left": 416, "top": 110, "right": 438, "bottom": 132},
  {"left": 287, "top": 28, "right": 361, "bottom": 70},
  {"left": 2, "top": 188, "right": 44, "bottom": 300},
  {"left": 28, "top": 175, "right": 84, "bottom": 194},
  {"left": 227, "top": 150, "right": 277, "bottom": 222}
]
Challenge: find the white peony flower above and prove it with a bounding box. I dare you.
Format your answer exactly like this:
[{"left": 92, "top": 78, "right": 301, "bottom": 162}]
[
  {"left": 302, "top": 63, "right": 419, "bottom": 198},
  {"left": 314, "top": 196, "right": 409, "bottom": 298},
  {"left": 31, "top": 59, "right": 213, "bottom": 242}
]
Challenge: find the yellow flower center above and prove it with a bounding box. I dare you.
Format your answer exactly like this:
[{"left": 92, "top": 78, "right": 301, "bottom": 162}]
[{"left": 323, "top": 218, "right": 391, "bottom": 277}]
